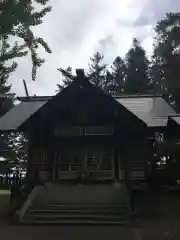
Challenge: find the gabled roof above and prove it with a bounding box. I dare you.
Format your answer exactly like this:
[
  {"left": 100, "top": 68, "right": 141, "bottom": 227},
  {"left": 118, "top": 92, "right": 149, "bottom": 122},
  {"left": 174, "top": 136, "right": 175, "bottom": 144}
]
[
  {"left": 116, "top": 96, "right": 175, "bottom": 127},
  {"left": 0, "top": 68, "right": 176, "bottom": 131},
  {"left": 0, "top": 94, "right": 175, "bottom": 131}
]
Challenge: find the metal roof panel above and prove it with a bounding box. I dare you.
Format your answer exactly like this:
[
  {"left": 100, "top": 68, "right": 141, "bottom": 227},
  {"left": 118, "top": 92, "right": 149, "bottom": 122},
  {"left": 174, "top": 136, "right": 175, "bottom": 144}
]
[
  {"left": 0, "top": 101, "right": 47, "bottom": 131},
  {"left": 116, "top": 97, "right": 175, "bottom": 127}
]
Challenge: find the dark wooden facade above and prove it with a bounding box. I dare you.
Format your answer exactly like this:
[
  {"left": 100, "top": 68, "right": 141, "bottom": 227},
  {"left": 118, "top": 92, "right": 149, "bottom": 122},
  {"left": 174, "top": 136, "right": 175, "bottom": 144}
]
[{"left": 22, "top": 76, "right": 148, "bottom": 186}]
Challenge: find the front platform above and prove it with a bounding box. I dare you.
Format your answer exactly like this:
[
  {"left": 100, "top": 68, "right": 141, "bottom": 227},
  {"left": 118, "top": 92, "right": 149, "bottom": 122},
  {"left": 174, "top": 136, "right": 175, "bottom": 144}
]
[{"left": 35, "top": 182, "right": 129, "bottom": 205}]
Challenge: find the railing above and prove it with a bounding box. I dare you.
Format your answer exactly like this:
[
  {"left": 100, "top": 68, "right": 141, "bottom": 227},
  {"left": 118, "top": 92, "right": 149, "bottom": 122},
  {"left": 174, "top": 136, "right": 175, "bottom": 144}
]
[
  {"left": 0, "top": 176, "right": 24, "bottom": 189},
  {"left": 20, "top": 186, "right": 43, "bottom": 222}
]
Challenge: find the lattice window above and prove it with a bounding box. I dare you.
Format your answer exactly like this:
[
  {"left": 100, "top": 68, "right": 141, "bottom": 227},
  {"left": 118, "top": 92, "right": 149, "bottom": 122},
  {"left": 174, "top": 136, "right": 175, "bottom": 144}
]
[
  {"left": 86, "top": 153, "right": 100, "bottom": 170},
  {"left": 85, "top": 126, "right": 114, "bottom": 136},
  {"left": 29, "top": 149, "right": 52, "bottom": 180},
  {"left": 100, "top": 152, "right": 112, "bottom": 170},
  {"left": 58, "top": 152, "right": 72, "bottom": 171},
  {"left": 71, "top": 154, "right": 85, "bottom": 171},
  {"left": 86, "top": 149, "right": 113, "bottom": 171}
]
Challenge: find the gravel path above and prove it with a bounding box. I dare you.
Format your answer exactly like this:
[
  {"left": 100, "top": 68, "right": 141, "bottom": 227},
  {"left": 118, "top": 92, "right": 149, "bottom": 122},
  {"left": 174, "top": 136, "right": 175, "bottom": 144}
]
[{"left": 0, "top": 226, "right": 139, "bottom": 240}]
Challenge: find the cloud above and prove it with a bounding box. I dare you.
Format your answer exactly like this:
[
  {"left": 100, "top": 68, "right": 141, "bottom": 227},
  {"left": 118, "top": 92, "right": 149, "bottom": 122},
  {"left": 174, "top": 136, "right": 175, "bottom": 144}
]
[
  {"left": 9, "top": 0, "right": 180, "bottom": 97},
  {"left": 98, "top": 35, "right": 114, "bottom": 51},
  {"left": 134, "top": 0, "right": 180, "bottom": 27}
]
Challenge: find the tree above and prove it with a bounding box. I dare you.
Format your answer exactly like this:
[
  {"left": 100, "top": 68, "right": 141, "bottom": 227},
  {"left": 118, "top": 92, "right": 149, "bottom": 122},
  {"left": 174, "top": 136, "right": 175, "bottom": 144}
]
[
  {"left": 0, "top": 40, "right": 28, "bottom": 175},
  {"left": 103, "top": 70, "right": 115, "bottom": 95},
  {"left": 0, "top": 0, "right": 52, "bottom": 81},
  {"left": 124, "top": 38, "right": 150, "bottom": 94},
  {"left": 152, "top": 13, "right": 180, "bottom": 109},
  {"left": 111, "top": 56, "right": 126, "bottom": 94},
  {"left": 88, "top": 52, "right": 107, "bottom": 89},
  {"left": 57, "top": 66, "right": 73, "bottom": 91},
  {"left": 0, "top": 37, "right": 23, "bottom": 92}
]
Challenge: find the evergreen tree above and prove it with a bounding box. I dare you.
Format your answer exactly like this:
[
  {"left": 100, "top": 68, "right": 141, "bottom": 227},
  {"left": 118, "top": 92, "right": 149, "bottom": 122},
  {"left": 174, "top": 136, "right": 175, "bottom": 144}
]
[
  {"left": 88, "top": 52, "right": 107, "bottom": 89},
  {"left": 152, "top": 12, "right": 180, "bottom": 109},
  {"left": 57, "top": 66, "right": 73, "bottom": 91},
  {"left": 111, "top": 56, "right": 126, "bottom": 94},
  {"left": 103, "top": 70, "right": 115, "bottom": 95},
  {"left": 0, "top": 0, "right": 52, "bottom": 81},
  {"left": 0, "top": 37, "right": 29, "bottom": 175},
  {"left": 124, "top": 38, "right": 150, "bottom": 94},
  {"left": 0, "top": 37, "right": 25, "bottom": 92}
]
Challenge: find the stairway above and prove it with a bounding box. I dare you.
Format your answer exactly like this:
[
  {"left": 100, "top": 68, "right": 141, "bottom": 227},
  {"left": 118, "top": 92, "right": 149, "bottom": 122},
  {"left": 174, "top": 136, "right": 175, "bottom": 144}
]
[
  {"left": 22, "top": 203, "right": 131, "bottom": 225},
  {"left": 20, "top": 183, "right": 132, "bottom": 225}
]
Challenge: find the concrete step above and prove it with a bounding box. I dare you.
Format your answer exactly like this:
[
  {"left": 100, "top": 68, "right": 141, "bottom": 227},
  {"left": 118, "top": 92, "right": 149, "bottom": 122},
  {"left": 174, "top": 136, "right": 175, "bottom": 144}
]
[
  {"left": 23, "top": 204, "right": 131, "bottom": 225},
  {"left": 22, "top": 219, "right": 130, "bottom": 225},
  {"left": 28, "top": 208, "right": 129, "bottom": 215},
  {"left": 24, "top": 212, "right": 131, "bottom": 225},
  {"left": 26, "top": 214, "right": 130, "bottom": 221},
  {"left": 31, "top": 204, "right": 129, "bottom": 209}
]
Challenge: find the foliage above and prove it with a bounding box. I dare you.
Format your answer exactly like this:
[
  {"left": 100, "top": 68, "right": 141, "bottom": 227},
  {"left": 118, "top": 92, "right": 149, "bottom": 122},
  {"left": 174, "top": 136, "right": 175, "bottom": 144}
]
[
  {"left": 0, "top": 0, "right": 52, "bottom": 81},
  {"left": 88, "top": 52, "right": 107, "bottom": 89},
  {"left": 110, "top": 56, "right": 126, "bottom": 94},
  {"left": 103, "top": 70, "right": 115, "bottom": 95},
  {"left": 57, "top": 66, "right": 73, "bottom": 91},
  {"left": 124, "top": 38, "right": 150, "bottom": 94},
  {"left": 0, "top": 132, "right": 28, "bottom": 175},
  {"left": 0, "top": 42, "right": 28, "bottom": 176},
  {"left": 152, "top": 12, "right": 180, "bottom": 109},
  {"left": 0, "top": 37, "right": 26, "bottom": 89}
]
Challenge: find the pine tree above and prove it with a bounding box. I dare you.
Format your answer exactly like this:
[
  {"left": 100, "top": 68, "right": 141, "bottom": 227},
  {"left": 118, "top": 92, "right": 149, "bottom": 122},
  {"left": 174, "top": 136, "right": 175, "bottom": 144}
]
[
  {"left": 111, "top": 56, "right": 126, "bottom": 94},
  {"left": 0, "top": 38, "right": 28, "bottom": 175},
  {"left": 0, "top": 0, "right": 52, "bottom": 81},
  {"left": 0, "top": 37, "right": 26, "bottom": 92},
  {"left": 88, "top": 52, "right": 107, "bottom": 89},
  {"left": 102, "top": 70, "right": 115, "bottom": 95},
  {"left": 124, "top": 38, "right": 150, "bottom": 94},
  {"left": 152, "top": 13, "right": 180, "bottom": 109}
]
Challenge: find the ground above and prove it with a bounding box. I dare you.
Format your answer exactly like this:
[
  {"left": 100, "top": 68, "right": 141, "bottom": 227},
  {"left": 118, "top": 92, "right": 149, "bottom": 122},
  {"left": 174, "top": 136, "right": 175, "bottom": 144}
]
[
  {"left": 133, "top": 189, "right": 180, "bottom": 239},
  {"left": 0, "top": 226, "right": 139, "bottom": 240}
]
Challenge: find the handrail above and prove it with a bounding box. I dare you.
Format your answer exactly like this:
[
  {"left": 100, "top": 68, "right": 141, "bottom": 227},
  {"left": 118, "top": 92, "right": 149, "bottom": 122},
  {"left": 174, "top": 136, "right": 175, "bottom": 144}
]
[{"left": 19, "top": 186, "right": 42, "bottom": 222}]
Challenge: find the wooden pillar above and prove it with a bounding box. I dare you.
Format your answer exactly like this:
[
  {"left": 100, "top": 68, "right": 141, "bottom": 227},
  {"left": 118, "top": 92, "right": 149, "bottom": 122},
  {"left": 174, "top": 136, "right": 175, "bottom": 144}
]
[
  {"left": 114, "top": 146, "right": 119, "bottom": 181},
  {"left": 53, "top": 150, "right": 57, "bottom": 182},
  {"left": 26, "top": 133, "right": 33, "bottom": 181}
]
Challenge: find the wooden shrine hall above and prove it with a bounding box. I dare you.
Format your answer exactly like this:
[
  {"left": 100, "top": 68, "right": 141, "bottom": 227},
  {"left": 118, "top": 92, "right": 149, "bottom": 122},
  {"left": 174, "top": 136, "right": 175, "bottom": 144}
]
[{"left": 0, "top": 69, "right": 177, "bottom": 224}]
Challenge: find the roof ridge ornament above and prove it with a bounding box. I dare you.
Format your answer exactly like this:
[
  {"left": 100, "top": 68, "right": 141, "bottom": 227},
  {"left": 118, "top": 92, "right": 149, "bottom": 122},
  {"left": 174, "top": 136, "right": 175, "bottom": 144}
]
[{"left": 76, "top": 69, "right": 89, "bottom": 85}]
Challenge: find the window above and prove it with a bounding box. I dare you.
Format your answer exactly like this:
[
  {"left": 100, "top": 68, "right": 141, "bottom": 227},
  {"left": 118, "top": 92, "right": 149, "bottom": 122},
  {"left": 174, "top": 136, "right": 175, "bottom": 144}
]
[
  {"left": 85, "top": 126, "right": 114, "bottom": 136},
  {"left": 54, "top": 126, "right": 82, "bottom": 136}
]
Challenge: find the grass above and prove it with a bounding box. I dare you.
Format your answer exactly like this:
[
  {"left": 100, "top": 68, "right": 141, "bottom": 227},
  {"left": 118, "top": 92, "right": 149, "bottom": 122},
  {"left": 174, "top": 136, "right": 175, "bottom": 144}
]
[
  {"left": 0, "top": 189, "right": 10, "bottom": 223},
  {"left": 0, "top": 189, "right": 10, "bottom": 207}
]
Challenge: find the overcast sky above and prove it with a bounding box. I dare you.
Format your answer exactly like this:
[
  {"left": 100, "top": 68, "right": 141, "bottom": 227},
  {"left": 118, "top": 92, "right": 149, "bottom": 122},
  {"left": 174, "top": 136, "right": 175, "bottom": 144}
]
[{"left": 8, "top": 0, "right": 180, "bottom": 97}]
